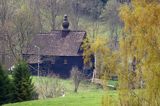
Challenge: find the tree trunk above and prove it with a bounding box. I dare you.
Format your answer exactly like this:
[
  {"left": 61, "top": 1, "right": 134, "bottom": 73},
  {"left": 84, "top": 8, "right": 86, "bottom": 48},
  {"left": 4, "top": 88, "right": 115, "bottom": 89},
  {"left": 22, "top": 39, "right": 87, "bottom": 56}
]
[{"left": 92, "top": 54, "right": 97, "bottom": 82}]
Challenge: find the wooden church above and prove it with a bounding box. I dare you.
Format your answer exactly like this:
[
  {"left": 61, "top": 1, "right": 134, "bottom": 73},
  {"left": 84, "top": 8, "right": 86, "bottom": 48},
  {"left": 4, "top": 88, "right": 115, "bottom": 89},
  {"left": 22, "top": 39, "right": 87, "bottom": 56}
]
[{"left": 23, "top": 15, "right": 93, "bottom": 78}]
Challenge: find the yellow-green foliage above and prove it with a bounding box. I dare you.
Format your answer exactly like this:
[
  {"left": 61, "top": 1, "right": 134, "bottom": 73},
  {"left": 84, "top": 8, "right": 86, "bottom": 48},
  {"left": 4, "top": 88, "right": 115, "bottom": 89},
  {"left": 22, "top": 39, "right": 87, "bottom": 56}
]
[
  {"left": 82, "top": 1, "right": 160, "bottom": 105},
  {"left": 82, "top": 36, "right": 120, "bottom": 106},
  {"left": 102, "top": 91, "right": 118, "bottom": 106},
  {"left": 92, "top": 0, "right": 160, "bottom": 106},
  {"left": 82, "top": 36, "right": 108, "bottom": 64},
  {"left": 82, "top": 36, "right": 119, "bottom": 80}
]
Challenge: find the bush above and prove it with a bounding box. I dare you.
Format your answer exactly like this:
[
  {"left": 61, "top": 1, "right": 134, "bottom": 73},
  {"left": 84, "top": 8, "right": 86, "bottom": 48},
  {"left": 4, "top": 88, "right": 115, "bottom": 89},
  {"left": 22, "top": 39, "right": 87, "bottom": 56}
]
[
  {"left": 12, "top": 61, "right": 35, "bottom": 102},
  {"left": 0, "top": 64, "right": 12, "bottom": 105},
  {"left": 35, "top": 75, "right": 65, "bottom": 99}
]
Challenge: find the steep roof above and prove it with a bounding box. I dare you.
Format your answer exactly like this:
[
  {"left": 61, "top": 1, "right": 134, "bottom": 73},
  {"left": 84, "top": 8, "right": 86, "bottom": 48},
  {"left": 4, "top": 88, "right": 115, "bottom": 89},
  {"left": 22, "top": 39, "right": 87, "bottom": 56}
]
[{"left": 24, "top": 30, "right": 86, "bottom": 57}]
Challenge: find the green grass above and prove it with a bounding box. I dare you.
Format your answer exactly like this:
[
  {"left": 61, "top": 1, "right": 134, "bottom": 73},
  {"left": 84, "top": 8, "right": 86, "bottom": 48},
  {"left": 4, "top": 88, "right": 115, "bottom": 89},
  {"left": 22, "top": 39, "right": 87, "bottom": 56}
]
[
  {"left": 5, "top": 91, "right": 107, "bottom": 106},
  {"left": 32, "top": 76, "right": 106, "bottom": 93},
  {"left": 4, "top": 76, "right": 117, "bottom": 106}
]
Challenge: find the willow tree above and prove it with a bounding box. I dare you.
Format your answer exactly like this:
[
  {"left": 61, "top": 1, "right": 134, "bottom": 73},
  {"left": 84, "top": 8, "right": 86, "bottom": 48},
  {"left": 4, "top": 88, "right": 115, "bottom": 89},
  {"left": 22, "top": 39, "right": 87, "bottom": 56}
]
[
  {"left": 82, "top": 36, "right": 119, "bottom": 85},
  {"left": 102, "top": 0, "right": 160, "bottom": 106},
  {"left": 82, "top": 36, "right": 108, "bottom": 82},
  {"left": 119, "top": 0, "right": 160, "bottom": 105}
]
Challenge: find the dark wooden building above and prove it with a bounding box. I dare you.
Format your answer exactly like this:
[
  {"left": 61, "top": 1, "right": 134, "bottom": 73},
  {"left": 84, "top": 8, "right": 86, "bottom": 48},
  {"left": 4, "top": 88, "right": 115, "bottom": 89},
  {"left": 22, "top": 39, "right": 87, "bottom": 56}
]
[{"left": 23, "top": 15, "right": 93, "bottom": 78}]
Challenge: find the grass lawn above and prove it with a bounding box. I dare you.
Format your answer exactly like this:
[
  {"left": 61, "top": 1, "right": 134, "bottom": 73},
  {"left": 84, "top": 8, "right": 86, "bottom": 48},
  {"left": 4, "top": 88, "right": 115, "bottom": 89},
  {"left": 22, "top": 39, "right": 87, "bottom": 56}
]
[
  {"left": 4, "top": 76, "right": 117, "bottom": 106},
  {"left": 4, "top": 91, "right": 107, "bottom": 106}
]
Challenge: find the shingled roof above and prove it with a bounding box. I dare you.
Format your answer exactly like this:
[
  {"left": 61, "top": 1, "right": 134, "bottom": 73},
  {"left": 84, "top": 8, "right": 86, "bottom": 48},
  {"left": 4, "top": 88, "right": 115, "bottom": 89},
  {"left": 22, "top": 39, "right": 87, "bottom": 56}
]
[{"left": 24, "top": 30, "right": 86, "bottom": 57}]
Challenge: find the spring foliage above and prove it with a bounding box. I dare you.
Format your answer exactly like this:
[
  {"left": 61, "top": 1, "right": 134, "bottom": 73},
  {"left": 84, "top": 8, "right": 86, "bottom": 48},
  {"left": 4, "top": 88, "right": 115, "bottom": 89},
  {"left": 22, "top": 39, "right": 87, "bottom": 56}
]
[
  {"left": 82, "top": 0, "right": 160, "bottom": 106},
  {"left": 101, "top": 0, "right": 160, "bottom": 106},
  {"left": 119, "top": 0, "right": 160, "bottom": 105},
  {"left": 82, "top": 35, "right": 119, "bottom": 83}
]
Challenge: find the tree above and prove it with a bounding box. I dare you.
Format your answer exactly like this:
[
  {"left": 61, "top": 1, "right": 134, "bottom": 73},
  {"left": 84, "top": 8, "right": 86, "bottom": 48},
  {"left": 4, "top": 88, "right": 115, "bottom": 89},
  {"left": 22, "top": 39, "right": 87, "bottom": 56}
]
[
  {"left": 101, "top": 0, "right": 123, "bottom": 51},
  {"left": 102, "top": 0, "right": 160, "bottom": 105},
  {"left": 32, "top": 0, "right": 43, "bottom": 33},
  {"left": 71, "top": 67, "right": 84, "bottom": 93},
  {"left": 0, "top": 64, "right": 12, "bottom": 105},
  {"left": 10, "top": 4, "right": 35, "bottom": 59},
  {"left": 82, "top": 36, "right": 118, "bottom": 83},
  {"left": 0, "top": 0, "right": 8, "bottom": 65},
  {"left": 118, "top": 0, "right": 160, "bottom": 105},
  {"left": 62, "top": 0, "right": 80, "bottom": 30},
  {"left": 46, "top": 0, "right": 60, "bottom": 30},
  {"left": 12, "top": 61, "right": 34, "bottom": 102}
]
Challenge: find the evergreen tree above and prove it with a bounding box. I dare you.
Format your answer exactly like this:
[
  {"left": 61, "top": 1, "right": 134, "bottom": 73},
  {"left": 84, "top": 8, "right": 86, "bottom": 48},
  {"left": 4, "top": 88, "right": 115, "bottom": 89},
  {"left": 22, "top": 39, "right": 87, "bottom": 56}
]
[
  {"left": 12, "top": 61, "right": 34, "bottom": 102},
  {"left": 0, "top": 65, "right": 12, "bottom": 105}
]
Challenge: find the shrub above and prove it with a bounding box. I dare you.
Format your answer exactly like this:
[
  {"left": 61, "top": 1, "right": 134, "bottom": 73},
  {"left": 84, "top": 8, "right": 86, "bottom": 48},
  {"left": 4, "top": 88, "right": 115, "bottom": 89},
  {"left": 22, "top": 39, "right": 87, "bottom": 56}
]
[
  {"left": 35, "top": 75, "right": 65, "bottom": 99},
  {"left": 12, "top": 61, "right": 34, "bottom": 102},
  {"left": 0, "top": 64, "right": 12, "bottom": 105}
]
